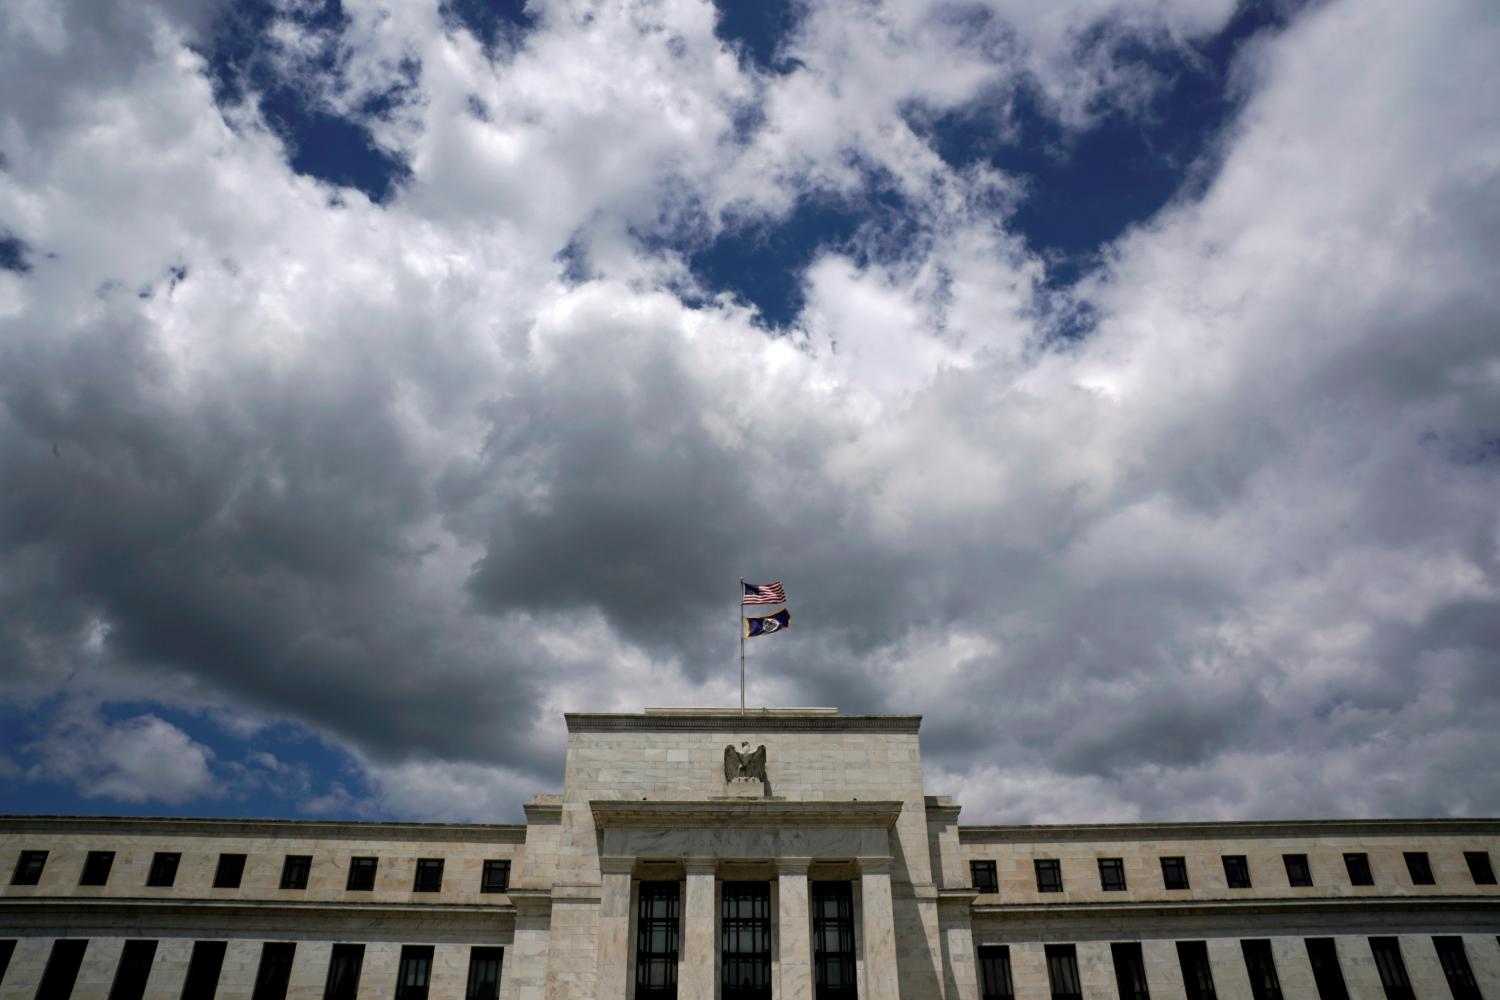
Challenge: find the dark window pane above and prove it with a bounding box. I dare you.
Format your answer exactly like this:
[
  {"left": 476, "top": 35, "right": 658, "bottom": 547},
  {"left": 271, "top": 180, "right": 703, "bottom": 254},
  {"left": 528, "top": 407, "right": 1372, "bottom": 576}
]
[
  {"left": 413, "top": 859, "right": 444, "bottom": 893},
  {"left": 1241, "top": 940, "right": 1283, "bottom": 1000},
  {"left": 13, "top": 850, "right": 48, "bottom": 885},
  {"left": 812, "top": 882, "right": 855, "bottom": 1000},
  {"left": 1305, "top": 939, "right": 1349, "bottom": 1000},
  {"left": 1099, "top": 859, "right": 1126, "bottom": 891},
  {"left": 1344, "top": 853, "right": 1374, "bottom": 886},
  {"left": 481, "top": 860, "right": 509, "bottom": 894},
  {"left": 213, "top": 855, "right": 246, "bottom": 889},
  {"left": 1223, "top": 856, "right": 1251, "bottom": 889},
  {"left": 37, "top": 940, "right": 89, "bottom": 1000},
  {"left": 465, "top": 947, "right": 503, "bottom": 1000},
  {"left": 181, "top": 941, "right": 227, "bottom": 1000},
  {"left": 1464, "top": 851, "right": 1496, "bottom": 885},
  {"left": 0, "top": 939, "right": 16, "bottom": 987},
  {"left": 1433, "top": 937, "right": 1482, "bottom": 1000},
  {"left": 1161, "top": 857, "right": 1190, "bottom": 890},
  {"left": 395, "top": 946, "right": 433, "bottom": 1000},
  {"left": 108, "top": 940, "right": 158, "bottom": 1000},
  {"left": 280, "top": 856, "right": 311, "bottom": 890},
  {"left": 80, "top": 852, "right": 115, "bottom": 886},
  {"left": 970, "top": 861, "right": 998, "bottom": 894},
  {"left": 1403, "top": 852, "right": 1435, "bottom": 886},
  {"left": 977, "top": 945, "right": 1014, "bottom": 1000},
  {"left": 636, "top": 881, "right": 679, "bottom": 998},
  {"left": 251, "top": 944, "right": 295, "bottom": 1000},
  {"left": 323, "top": 945, "right": 364, "bottom": 1000},
  {"left": 1045, "top": 944, "right": 1082, "bottom": 1000},
  {"left": 1111, "top": 942, "right": 1150, "bottom": 1000},
  {"left": 1283, "top": 854, "right": 1312, "bottom": 887},
  {"left": 147, "top": 853, "right": 180, "bottom": 888},
  {"left": 721, "top": 882, "right": 770, "bottom": 999},
  {"left": 1369, "top": 938, "right": 1415, "bottom": 1000},
  {"left": 1035, "top": 860, "right": 1063, "bottom": 893},
  {"left": 1177, "top": 941, "right": 1217, "bottom": 1000},
  {"left": 348, "top": 858, "right": 378, "bottom": 892}
]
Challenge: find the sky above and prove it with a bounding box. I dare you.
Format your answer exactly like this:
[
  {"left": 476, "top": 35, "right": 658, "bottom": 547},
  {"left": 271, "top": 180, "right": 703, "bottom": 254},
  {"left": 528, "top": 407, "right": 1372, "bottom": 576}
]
[{"left": 0, "top": 0, "right": 1498, "bottom": 826}]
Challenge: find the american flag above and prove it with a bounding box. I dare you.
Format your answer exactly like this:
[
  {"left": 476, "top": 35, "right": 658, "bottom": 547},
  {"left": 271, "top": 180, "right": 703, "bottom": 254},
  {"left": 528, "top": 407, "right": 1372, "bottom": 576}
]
[{"left": 742, "top": 581, "right": 786, "bottom": 605}]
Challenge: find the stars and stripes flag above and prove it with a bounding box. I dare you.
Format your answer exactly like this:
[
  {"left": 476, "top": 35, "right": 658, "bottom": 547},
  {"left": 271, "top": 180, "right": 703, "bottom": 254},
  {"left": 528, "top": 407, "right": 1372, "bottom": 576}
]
[{"left": 742, "top": 581, "right": 786, "bottom": 605}]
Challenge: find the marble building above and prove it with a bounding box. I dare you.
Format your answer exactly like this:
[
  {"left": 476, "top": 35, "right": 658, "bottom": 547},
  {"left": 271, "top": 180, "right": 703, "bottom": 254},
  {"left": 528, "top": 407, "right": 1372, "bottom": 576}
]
[{"left": 3, "top": 707, "right": 1499, "bottom": 1000}]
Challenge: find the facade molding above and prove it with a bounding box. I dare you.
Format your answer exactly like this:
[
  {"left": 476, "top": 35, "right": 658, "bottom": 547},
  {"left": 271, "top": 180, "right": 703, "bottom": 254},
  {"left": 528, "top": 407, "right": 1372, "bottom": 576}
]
[
  {"left": 588, "top": 799, "right": 905, "bottom": 830},
  {"left": 565, "top": 712, "right": 922, "bottom": 733},
  {"left": 960, "top": 816, "right": 1500, "bottom": 841},
  {"left": 0, "top": 814, "right": 527, "bottom": 842}
]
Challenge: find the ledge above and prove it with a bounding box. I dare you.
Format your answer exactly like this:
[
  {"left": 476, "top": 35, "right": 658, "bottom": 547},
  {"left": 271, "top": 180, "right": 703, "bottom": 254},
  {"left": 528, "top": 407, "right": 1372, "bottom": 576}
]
[
  {"left": 0, "top": 815, "right": 527, "bottom": 841},
  {"left": 972, "top": 894, "right": 1500, "bottom": 920},
  {"left": 0, "top": 896, "right": 516, "bottom": 917},
  {"left": 566, "top": 712, "right": 920, "bottom": 734},
  {"left": 959, "top": 817, "right": 1500, "bottom": 842},
  {"left": 589, "top": 800, "right": 905, "bottom": 830}
]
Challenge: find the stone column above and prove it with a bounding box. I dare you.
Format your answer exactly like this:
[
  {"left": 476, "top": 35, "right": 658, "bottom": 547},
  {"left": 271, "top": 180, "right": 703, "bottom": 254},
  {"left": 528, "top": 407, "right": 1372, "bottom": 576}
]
[
  {"left": 858, "top": 857, "right": 900, "bottom": 1000},
  {"left": 777, "top": 858, "right": 814, "bottom": 1000},
  {"left": 499, "top": 891, "right": 552, "bottom": 1000},
  {"left": 596, "top": 857, "right": 634, "bottom": 1000},
  {"left": 680, "top": 859, "right": 717, "bottom": 998}
]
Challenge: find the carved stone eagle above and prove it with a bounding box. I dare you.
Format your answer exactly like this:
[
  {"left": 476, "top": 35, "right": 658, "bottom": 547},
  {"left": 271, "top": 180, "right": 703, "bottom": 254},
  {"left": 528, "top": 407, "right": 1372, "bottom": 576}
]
[{"left": 723, "top": 742, "right": 767, "bottom": 782}]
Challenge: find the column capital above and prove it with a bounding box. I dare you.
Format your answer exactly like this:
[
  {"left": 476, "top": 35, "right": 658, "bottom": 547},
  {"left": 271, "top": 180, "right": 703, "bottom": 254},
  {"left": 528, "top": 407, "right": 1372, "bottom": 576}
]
[
  {"left": 856, "top": 856, "right": 894, "bottom": 876},
  {"left": 683, "top": 857, "right": 717, "bottom": 876},
  {"left": 599, "top": 855, "right": 635, "bottom": 876},
  {"left": 776, "top": 857, "right": 813, "bottom": 876}
]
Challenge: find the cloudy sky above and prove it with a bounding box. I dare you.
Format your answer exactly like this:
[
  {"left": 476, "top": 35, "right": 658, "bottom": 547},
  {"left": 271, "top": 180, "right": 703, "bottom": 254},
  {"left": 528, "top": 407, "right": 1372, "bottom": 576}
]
[{"left": 1, "top": 0, "right": 1498, "bottom": 825}]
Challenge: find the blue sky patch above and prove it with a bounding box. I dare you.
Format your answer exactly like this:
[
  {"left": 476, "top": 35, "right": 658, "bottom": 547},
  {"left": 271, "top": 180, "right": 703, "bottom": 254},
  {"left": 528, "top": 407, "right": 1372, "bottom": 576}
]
[
  {"left": 0, "top": 230, "right": 32, "bottom": 274},
  {"left": 712, "top": 0, "right": 802, "bottom": 73},
  {"left": 440, "top": 0, "right": 535, "bottom": 56}
]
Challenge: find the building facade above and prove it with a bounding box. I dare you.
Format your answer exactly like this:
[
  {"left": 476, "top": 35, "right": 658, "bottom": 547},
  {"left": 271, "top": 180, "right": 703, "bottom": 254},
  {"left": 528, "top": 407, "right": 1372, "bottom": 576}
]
[{"left": 2, "top": 707, "right": 1499, "bottom": 1000}]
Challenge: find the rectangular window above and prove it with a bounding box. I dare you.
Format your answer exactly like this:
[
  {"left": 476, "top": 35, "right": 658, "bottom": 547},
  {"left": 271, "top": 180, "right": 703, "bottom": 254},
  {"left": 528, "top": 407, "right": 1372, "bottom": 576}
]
[
  {"left": 146, "top": 852, "right": 180, "bottom": 888},
  {"left": 1034, "top": 859, "right": 1063, "bottom": 893},
  {"left": 79, "top": 851, "right": 115, "bottom": 886},
  {"left": 1111, "top": 942, "right": 1150, "bottom": 1000},
  {"left": 1464, "top": 851, "right": 1496, "bottom": 885},
  {"left": 970, "top": 861, "right": 998, "bottom": 894},
  {"left": 1404, "top": 852, "right": 1434, "bottom": 886},
  {"left": 1282, "top": 854, "right": 1312, "bottom": 887},
  {"left": 1044, "top": 944, "right": 1082, "bottom": 1000},
  {"left": 465, "top": 947, "right": 503, "bottom": 1000},
  {"left": 213, "top": 854, "right": 245, "bottom": 889},
  {"left": 394, "top": 946, "right": 433, "bottom": 1000},
  {"left": 1223, "top": 855, "right": 1251, "bottom": 888},
  {"left": 1304, "top": 939, "right": 1349, "bottom": 1000},
  {"left": 635, "top": 880, "right": 680, "bottom": 999},
  {"left": 1161, "top": 857, "right": 1190, "bottom": 890},
  {"left": 1369, "top": 938, "right": 1415, "bottom": 1000},
  {"left": 0, "top": 939, "right": 16, "bottom": 987},
  {"left": 347, "top": 857, "right": 378, "bottom": 891},
  {"left": 721, "top": 881, "right": 771, "bottom": 1000},
  {"left": 36, "top": 940, "right": 89, "bottom": 1000},
  {"left": 1433, "top": 938, "right": 1481, "bottom": 1000},
  {"left": 251, "top": 944, "right": 296, "bottom": 1000},
  {"left": 1099, "top": 858, "right": 1126, "bottom": 891},
  {"left": 181, "top": 941, "right": 228, "bottom": 1000},
  {"left": 977, "top": 945, "right": 1014, "bottom": 1000},
  {"left": 812, "top": 881, "right": 856, "bottom": 1000},
  {"left": 12, "top": 850, "right": 48, "bottom": 885},
  {"left": 323, "top": 944, "right": 364, "bottom": 1000},
  {"left": 1241, "top": 940, "right": 1283, "bottom": 1000},
  {"left": 108, "top": 940, "right": 158, "bottom": 1000},
  {"left": 1344, "top": 853, "right": 1374, "bottom": 886},
  {"left": 412, "top": 859, "right": 444, "bottom": 892},
  {"left": 280, "top": 855, "right": 312, "bottom": 890},
  {"left": 1177, "top": 942, "right": 1217, "bottom": 1000},
  {"left": 481, "top": 860, "right": 509, "bottom": 894}
]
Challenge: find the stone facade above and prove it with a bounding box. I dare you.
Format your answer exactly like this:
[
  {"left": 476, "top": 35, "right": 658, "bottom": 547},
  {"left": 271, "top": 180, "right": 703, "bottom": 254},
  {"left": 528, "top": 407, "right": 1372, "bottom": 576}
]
[{"left": 2, "top": 707, "right": 1499, "bottom": 1000}]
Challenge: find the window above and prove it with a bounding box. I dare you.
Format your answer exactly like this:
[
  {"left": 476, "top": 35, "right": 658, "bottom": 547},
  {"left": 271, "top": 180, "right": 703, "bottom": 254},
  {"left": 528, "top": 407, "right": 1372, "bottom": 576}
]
[
  {"left": 1034, "top": 859, "right": 1063, "bottom": 893},
  {"left": 977, "top": 945, "right": 1014, "bottom": 1000},
  {"left": 1241, "top": 941, "right": 1283, "bottom": 1000},
  {"left": 348, "top": 857, "right": 378, "bottom": 891},
  {"left": 721, "top": 881, "right": 770, "bottom": 1000},
  {"left": 481, "top": 860, "right": 510, "bottom": 894},
  {"left": 146, "top": 852, "right": 180, "bottom": 888},
  {"left": 1282, "top": 854, "right": 1312, "bottom": 887},
  {"left": 1223, "top": 855, "right": 1251, "bottom": 888},
  {"left": 1369, "top": 938, "right": 1415, "bottom": 1000},
  {"left": 108, "top": 940, "right": 158, "bottom": 1000},
  {"left": 181, "top": 941, "right": 228, "bottom": 1000},
  {"left": 1161, "top": 857, "right": 1189, "bottom": 890},
  {"left": 80, "top": 851, "right": 115, "bottom": 886},
  {"left": 1177, "top": 942, "right": 1217, "bottom": 1000},
  {"left": 1304, "top": 939, "right": 1349, "bottom": 1000},
  {"left": 394, "top": 946, "right": 433, "bottom": 1000},
  {"left": 1044, "top": 944, "right": 1082, "bottom": 1000},
  {"left": 36, "top": 940, "right": 89, "bottom": 1000},
  {"left": 213, "top": 854, "right": 245, "bottom": 889},
  {"left": 970, "top": 861, "right": 998, "bottom": 894},
  {"left": 1098, "top": 858, "right": 1126, "bottom": 891},
  {"left": 252, "top": 943, "right": 296, "bottom": 1000},
  {"left": 465, "top": 947, "right": 503, "bottom": 1000},
  {"left": 280, "top": 855, "right": 312, "bottom": 890},
  {"left": 635, "top": 880, "right": 680, "bottom": 999},
  {"left": 1433, "top": 938, "right": 1481, "bottom": 1000},
  {"left": 1404, "top": 852, "right": 1434, "bottom": 886},
  {"left": 1344, "top": 853, "right": 1373, "bottom": 886},
  {"left": 413, "top": 858, "right": 444, "bottom": 892},
  {"left": 323, "top": 944, "right": 364, "bottom": 1000},
  {"left": 0, "top": 939, "right": 16, "bottom": 987},
  {"left": 1464, "top": 851, "right": 1496, "bottom": 885},
  {"left": 12, "top": 850, "right": 47, "bottom": 885},
  {"left": 812, "top": 881, "right": 856, "bottom": 1000},
  {"left": 1111, "top": 943, "right": 1150, "bottom": 1000}
]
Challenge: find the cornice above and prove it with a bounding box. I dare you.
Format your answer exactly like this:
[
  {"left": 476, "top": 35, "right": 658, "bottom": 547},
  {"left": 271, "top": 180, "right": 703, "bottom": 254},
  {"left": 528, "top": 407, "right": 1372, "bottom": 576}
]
[
  {"left": 566, "top": 713, "right": 921, "bottom": 734},
  {"left": 972, "top": 894, "right": 1500, "bottom": 921},
  {"left": 0, "top": 896, "right": 515, "bottom": 917},
  {"left": 959, "top": 817, "right": 1500, "bottom": 842},
  {"left": 589, "top": 800, "right": 905, "bottom": 830},
  {"left": 0, "top": 815, "right": 526, "bottom": 842}
]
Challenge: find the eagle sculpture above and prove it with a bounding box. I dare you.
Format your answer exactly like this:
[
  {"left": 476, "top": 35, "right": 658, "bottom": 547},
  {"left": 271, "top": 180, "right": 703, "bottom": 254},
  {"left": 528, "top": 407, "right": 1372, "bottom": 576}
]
[{"left": 723, "top": 742, "right": 767, "bottom": 782}]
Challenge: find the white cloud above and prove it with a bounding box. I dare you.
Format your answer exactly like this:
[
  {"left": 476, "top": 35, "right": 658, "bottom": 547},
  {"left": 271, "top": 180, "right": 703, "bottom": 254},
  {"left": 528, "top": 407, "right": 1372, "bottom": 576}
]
[{"left": 26, "top": 707, "right": 218, "bottom": 804}]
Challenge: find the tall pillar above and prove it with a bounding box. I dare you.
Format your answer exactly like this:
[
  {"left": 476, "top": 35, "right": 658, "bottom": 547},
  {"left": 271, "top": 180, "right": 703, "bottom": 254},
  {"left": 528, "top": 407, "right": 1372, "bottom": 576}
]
[
  {"left": 777, "top": 858, "right": 814, "bottom": 1000},
  {"left": 680, "top": 859, "right": 717, "bottom": 998},
  {"left": 498, "top": 891, "right": 552, "bottom": 1000},
  {"left": 596, "top": 857, "right": 634, "bottom": 1000},
  {"left": 858, "top": 857, "right": 900, "bottom": 1000}
]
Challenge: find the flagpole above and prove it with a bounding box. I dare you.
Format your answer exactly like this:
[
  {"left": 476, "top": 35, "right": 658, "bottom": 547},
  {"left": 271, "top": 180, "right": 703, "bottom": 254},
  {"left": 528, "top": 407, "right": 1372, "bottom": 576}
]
[{"left": 738, "top": 577, "right": 746, "bottom": 711}]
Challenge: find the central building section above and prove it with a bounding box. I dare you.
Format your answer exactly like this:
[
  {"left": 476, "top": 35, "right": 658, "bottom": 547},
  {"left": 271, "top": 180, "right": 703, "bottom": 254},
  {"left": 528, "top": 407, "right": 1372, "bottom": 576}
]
[{"left": 500, "top": 708, "right": 962, "bottom": 1000}]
